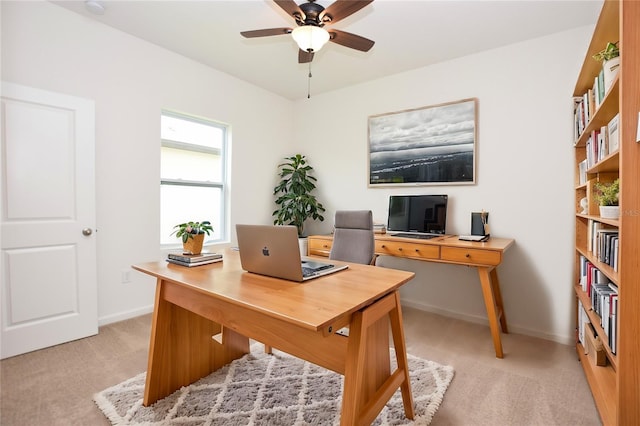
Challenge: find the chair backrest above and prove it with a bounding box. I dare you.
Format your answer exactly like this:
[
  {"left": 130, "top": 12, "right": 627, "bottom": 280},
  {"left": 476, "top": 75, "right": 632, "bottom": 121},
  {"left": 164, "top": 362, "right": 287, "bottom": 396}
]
[{"left": 329, "top": 210, "right": 375, "bottom": 265}]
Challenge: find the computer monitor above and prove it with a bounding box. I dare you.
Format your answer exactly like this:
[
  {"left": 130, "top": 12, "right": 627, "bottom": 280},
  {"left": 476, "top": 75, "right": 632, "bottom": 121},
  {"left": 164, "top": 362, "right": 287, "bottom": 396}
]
[{"left": 387, "top": 195, "right": 448, "bottom": 235}]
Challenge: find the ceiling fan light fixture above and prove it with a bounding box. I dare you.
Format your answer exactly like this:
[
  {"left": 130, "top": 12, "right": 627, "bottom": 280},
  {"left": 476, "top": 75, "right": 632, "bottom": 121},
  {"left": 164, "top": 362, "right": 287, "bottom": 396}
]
[
  {"left": 291, "top": 26, "right": 330, "bottom": 52},
  {"left": 84, "top": 0, "right": 105, "bottom": 15}
]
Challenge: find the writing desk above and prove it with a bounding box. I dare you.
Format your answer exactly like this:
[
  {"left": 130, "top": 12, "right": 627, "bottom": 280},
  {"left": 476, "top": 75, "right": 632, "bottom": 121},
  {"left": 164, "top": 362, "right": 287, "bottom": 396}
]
[
  {"left": 308, "top": 234, "right": 515, "bottom": 358},
  {"left": 133, "top": 249, "right": 416, "bottom": 425}
]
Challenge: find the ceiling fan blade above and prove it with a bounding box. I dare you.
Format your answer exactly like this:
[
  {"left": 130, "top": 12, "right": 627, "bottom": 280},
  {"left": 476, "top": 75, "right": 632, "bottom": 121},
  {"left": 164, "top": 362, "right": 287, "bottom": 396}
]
[
  {"left": 328, "top": 29, "right": 374, "bottom": 52},
  {"left": 320, "top": 0, "right": 373, "bottom": 25},
  {"left": 298, "top": 49, "right": 314, "bottom": 63},
  {"left": 241, "top": 28, "right": 292, "bottom": 38},
  {"left": 274, "top": 0, "right": 305, "bottom": 21}
]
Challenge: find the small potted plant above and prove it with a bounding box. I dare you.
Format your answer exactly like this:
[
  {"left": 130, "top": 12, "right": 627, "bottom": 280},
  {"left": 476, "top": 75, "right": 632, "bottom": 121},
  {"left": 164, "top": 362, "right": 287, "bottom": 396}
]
[
  {"left": 171, "top": 221, "right": 213, "bottom": 254},
  {"left": 594, "top": 179, "right": 619, "bottom": 219},
  {"left": 273, "top": 154, "right": 325, "bottom": 254},
  {"left": 593, "top": 41, "right": 620, "bottom": 92}
]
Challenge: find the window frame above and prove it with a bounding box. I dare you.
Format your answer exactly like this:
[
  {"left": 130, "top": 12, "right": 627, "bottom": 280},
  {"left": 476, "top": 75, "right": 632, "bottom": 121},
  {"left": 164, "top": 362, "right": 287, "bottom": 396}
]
[{"left": 160, "top": 110, "right": 230, "bottom": 248}]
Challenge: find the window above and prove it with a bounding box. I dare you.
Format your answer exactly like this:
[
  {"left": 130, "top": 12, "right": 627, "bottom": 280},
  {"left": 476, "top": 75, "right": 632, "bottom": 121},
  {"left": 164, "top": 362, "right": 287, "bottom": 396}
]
[{"left": 160, "top": 111, "right": 228, "bottom": 246}]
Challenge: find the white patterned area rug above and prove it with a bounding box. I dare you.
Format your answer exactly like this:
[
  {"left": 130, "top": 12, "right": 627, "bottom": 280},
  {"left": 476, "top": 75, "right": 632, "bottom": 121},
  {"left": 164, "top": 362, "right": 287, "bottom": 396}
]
[{"left": 94, "top": 344, "right": 454, "bottom": 426}]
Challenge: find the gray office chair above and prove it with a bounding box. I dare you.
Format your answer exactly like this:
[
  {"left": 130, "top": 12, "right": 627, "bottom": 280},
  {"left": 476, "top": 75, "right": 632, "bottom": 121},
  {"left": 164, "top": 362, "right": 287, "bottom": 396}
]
[
  {"left": 329, "top": 210, "right": 376, "bottom": 265},
  {"left": 329, "top": 210, "right": 376, "bottom": 338},
  {"left": 265, "top": 210, "right": 376, "bottom": 353}
]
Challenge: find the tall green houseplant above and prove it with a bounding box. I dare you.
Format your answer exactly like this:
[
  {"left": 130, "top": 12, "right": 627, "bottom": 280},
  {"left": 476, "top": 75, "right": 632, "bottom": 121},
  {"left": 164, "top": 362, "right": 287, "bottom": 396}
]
[{"left": 273, "top": 154, "right": 325, "bottom": 237}]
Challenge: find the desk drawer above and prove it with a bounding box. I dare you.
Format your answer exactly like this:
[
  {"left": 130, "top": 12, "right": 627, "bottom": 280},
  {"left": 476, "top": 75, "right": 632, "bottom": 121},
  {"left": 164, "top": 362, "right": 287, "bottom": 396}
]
[
  {"left": 308, "top": 237, "right": 332, "bottom": 257},
  {"left": 375, "top": 241, "right": 439, "bottom": 260},
  {"left": 440, "top": 246, "right": 501, "bottom": 266}
]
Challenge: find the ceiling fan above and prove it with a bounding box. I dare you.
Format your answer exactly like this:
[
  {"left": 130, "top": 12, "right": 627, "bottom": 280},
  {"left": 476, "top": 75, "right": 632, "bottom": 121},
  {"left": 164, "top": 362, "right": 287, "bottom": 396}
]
[{"left": 241, "top": 0, "right": 375, "bottom": 64}]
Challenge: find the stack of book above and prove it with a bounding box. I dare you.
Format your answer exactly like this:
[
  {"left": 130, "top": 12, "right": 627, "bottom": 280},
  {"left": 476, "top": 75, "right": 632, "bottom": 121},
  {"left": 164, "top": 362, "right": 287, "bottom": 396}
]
[
  {"left": 373, "top": 223, "right": 386, "bottom": 234},
  {"left": 166, "top": 251, "right": 223, "bottom": 267}
]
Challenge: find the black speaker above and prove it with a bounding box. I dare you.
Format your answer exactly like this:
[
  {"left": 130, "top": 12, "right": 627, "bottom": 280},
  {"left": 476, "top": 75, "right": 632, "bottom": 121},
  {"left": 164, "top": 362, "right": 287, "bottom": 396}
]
[{"left": 471, "top": 212, "right": 489, "bottom": 236}]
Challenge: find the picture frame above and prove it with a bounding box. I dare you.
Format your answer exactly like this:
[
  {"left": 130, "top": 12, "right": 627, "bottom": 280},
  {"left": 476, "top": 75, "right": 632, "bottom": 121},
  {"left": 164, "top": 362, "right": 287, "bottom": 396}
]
[{"left": 368, "top": 98, "right": 478, "bottom": 186}]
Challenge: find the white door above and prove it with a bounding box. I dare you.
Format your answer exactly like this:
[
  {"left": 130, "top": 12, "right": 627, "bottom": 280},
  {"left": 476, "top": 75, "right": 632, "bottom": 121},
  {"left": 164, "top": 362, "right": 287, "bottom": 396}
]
[{"left": 1, "top": 82, "right": 97, "bottom": 359}]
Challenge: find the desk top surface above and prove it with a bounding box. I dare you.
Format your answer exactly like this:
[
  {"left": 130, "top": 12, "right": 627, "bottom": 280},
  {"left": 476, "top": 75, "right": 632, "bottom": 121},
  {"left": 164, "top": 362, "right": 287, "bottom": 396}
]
[{"left": 133, "top": 249, "right": 415, "bottom": 331}]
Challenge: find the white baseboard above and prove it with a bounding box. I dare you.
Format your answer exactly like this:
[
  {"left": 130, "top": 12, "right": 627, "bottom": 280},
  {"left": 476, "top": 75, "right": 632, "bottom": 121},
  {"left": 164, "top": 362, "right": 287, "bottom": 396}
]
[
  {"left": 400, "top": 298, "right": 574, "bottom": 346},
  {"left": 98, "top": 305, "right": 154, "bottom": 327}
]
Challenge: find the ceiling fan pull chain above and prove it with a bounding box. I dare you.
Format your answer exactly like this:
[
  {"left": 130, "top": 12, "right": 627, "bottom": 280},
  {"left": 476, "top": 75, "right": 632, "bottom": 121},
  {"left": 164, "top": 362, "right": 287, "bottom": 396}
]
[{"left": 307, "top": 60, "right": 312, "bottom": 99}]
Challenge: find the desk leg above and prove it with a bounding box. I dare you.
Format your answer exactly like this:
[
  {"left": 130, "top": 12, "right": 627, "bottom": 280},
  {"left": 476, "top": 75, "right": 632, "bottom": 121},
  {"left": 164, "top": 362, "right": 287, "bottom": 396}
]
[
  {"left": 478, "top": 267, "right": 507, "bottom": 358},
  {"left": 341, "top": 291, "right": 414, "bottom": 425},
  {"left": 490, "top": 267, "right": 508, "bottom": 333},
  {"left": 143, "top": 279, "right": 249, "bottom": 406}
]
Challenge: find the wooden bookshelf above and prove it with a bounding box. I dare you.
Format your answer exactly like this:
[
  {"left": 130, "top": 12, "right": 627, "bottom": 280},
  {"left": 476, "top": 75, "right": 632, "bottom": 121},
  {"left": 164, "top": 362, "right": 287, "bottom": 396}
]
[{"left": 572, "top": 1, "right": 640, "bottom": 424}]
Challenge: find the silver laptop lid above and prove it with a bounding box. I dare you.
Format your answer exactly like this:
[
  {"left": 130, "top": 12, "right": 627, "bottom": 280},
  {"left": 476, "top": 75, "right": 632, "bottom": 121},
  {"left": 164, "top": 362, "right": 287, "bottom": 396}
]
[
  {"left": 236, "top": 224, "right": 305, "bottom": 282},
  {"left": 236, "top": 224, "right": 347, "bottom": 282}
]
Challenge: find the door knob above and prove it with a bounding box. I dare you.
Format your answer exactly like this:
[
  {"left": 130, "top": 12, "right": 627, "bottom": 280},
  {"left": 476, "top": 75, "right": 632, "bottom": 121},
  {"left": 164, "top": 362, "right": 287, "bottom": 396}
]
[{"left": 82, "top": 228, "right": 93, "bottom": 236}]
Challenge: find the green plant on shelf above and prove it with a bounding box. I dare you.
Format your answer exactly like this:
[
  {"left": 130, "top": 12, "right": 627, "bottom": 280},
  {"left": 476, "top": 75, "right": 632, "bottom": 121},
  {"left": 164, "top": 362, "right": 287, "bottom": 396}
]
[
  {"left": 592, "top": 41, "right": 619, "bottom": 62},
  {"left": 594, "top": 179, "right": 619, "bottom": 206}
]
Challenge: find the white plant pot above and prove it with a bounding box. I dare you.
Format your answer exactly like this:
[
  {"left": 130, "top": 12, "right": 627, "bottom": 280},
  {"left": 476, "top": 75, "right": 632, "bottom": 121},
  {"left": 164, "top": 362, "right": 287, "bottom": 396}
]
[
  {"left": 298, "top": 237, "right": 308, "bottom": 257},
  {"left": 599, "top": 205, "right": 620, "bottom": 219},
  {"left": 603, "top": 57, "right": 620, "bottom": 93}
]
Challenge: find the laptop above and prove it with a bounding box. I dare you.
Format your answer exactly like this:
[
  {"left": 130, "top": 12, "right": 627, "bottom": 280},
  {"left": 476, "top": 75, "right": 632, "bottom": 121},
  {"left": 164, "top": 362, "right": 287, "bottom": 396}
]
[{"left": 236, "top": 224, "right": 348, "bottom": 282}]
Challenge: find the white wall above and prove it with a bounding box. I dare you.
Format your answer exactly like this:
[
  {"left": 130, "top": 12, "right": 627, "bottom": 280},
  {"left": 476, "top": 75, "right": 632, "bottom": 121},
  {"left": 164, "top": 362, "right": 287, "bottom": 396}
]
[
  {"left": 1, "top": 1, "right": 294, "bottom": 323},
  {"left": 294, "top": 27, "right": 592, "bottom": 344},
  {"left": 2, "top": 1, "right": 593, "bottom": 345}
]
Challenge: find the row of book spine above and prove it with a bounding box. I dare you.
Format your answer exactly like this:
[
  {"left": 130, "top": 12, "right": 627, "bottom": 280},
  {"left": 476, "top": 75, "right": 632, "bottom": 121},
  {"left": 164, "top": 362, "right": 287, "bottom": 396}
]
[
  {"left": 587, "top": 219, "right": 619, "bottom": 271},
  {"left": 586, "top": 117, "right": 619, "bottom": 165},
  {"left": 573, "top": 66, "right": 611, "bottom": 142},
  {"left": 578, "top": 255, "right": 619, "bottom": 354}
]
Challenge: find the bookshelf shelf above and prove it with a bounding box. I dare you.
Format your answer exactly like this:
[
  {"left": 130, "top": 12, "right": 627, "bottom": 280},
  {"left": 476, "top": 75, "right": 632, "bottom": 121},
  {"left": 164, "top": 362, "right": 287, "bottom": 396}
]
[
  {"left": 572, "top": 1, "right": 640, "bottom": 424},
  {"left": 576, "top": 344, "right": 617, "bottom": 426}
]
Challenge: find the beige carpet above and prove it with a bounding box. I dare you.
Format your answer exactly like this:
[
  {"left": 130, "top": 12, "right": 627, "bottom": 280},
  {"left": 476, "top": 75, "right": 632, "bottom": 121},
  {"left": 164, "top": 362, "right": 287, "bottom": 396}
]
[
  {"left": 1, "top": 308, "right": 602, "bottom": 426},
  {"left": 94, "top": 344, "right": 454, "bottom": 425}
]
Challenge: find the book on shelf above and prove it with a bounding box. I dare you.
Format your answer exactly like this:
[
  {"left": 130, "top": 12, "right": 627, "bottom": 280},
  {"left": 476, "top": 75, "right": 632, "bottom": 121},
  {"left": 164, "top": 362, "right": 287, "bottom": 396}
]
[
  {"left": 587, "top": 88, "right": 595, "bottom": 120},
  {"left": 579, "top": 255, "right": 588, "bottom": 290},
  {"left": 596, "top": 125, "right": 609, "bottom": 161},
  {"left": 167, "top": 251, "right": 223, "bottom": 263},
  {"left": 578, "top": 159, "right": 588, "bottom": 186},
  {"left": 594, "top": 228, "right": 618, "bottom": 264},
  {"left": 597, "top": 69, "right": 605, "bottom": 106},
  {"left": 166, "top": 257, "right": 223, "bottom": 267},
  {"left": 608, "top": 113, "right": 620, "bottom": 153},
  {"left": 597, "top": 127, "right": 608, "bottom": 161},
  {"left": 578, "top": 300, "right": 587, "bottom": 348},
  {"left": 573, "top": 97, "right": 585, "bottom": 141},
  {"left": 610, "top": 293, "right": 618, "bottom": 354}
]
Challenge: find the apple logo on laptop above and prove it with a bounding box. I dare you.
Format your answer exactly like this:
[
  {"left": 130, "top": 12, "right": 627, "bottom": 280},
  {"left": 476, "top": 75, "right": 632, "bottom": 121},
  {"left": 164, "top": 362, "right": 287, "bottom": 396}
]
[{"left": 262, "top": 246, "right": 270, "bottom": 256}]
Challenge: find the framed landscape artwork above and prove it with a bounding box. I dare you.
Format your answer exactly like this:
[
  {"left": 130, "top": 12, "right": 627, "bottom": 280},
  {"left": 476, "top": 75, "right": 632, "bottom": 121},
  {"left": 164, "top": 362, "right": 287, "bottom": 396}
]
[{"left": 368, "top": 98, "right": 478, "bottom": 186}]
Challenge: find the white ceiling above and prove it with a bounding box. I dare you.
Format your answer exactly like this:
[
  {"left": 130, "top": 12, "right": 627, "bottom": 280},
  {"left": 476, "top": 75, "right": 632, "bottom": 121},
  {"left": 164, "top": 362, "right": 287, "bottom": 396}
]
[{"left": 52, "top": 0, "right": 603, "bottom": 101}]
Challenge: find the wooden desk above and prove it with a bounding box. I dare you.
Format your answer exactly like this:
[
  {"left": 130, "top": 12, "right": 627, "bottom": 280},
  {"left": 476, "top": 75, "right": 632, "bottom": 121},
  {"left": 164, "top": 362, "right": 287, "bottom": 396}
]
[
  {"left": 309, "top": 234, "right": 515, "bottom": 358},
  {"left": 133, "top": 249, "right": 416, "bottom": 426}
]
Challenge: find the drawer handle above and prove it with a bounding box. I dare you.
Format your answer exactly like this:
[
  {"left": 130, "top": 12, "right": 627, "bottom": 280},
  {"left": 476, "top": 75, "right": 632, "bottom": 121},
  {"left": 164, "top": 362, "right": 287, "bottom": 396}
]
[
  {"left": 398, "top": 247, "right": 403, "bottom": 251},
  {"left": 381, "top": 244, "right": 386, "bottom": 248},
  {"left": 415, "top": 249, "right": 419, "bottom": 252},
  {"left": 465, "top": 253, "right": 471, "bottom": 258},
  {"left": 323, "top": 244, "right": 329, "bottom": 248}
]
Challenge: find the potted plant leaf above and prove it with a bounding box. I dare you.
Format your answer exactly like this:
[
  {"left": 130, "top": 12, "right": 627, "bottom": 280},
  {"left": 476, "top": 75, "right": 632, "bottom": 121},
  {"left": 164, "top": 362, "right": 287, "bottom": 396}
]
[
  {"left": 593, "top": 41, "right": 620, "bottom": 93},
  {"left": 594, "top": 179, "right": 619, "bottom": 219},
  {"left": 171, "top": 220, "right": 213, "bottom": 254},
  {"left": 273, "top": 154, "right": 325, "bottom": 253}
]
